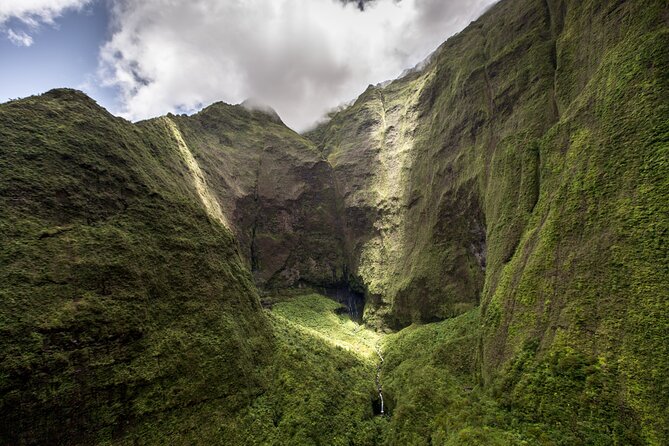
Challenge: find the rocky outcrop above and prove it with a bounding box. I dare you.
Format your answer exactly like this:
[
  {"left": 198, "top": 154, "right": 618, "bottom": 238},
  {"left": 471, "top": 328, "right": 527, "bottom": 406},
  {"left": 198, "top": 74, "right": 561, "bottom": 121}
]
[{"left": 164, "top": 103, "right": 346, "bottom": 289}]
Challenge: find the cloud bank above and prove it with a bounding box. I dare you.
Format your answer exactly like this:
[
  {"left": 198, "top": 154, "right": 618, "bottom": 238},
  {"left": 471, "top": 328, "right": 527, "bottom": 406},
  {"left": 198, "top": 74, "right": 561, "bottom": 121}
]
[
  {"left": 101, "top": 0, "right": 497, "bottom": 131},
  {"left": 0, "top": 0, "right": 91, "bottom": 46}
]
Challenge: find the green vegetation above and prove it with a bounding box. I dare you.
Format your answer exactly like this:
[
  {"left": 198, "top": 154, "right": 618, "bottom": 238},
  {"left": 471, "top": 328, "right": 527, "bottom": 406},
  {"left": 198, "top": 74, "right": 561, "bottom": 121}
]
[
  {"left": 239, "top": 294, "right": 384, "bottom": 445},
  {"left": 309, "top": 0, "right": 669, "bottom": 442},
  {"left": 480, "top": 4, "right": 669, "bottom": 444},
  {"left": 379, "top": 310, "right": 514, "bottom": 445},
  {"left": 0, "top": 89, "right": 272, "bottom": 444},
  {"left": 271, "top": 293, "right": 381, "bottom": 359},
  {"left": 109, "top": 293, "right": 384, "bottom": 445},
  {"left": 1, "top": 0, "right": 667, "bottom": 443}
]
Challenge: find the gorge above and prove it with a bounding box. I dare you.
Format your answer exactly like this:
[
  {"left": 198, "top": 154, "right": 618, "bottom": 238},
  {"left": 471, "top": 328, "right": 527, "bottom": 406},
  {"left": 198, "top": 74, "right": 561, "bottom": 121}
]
[{"left": 0, "top": 0, "right": 667, "bottom": 444}]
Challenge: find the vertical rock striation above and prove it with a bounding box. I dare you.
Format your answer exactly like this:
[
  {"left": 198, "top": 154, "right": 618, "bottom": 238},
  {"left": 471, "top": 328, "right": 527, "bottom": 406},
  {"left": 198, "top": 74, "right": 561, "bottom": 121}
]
[
  {"left": 163, "top": 104, "right": 346, "bottom": 290},
  {"left": 309, "top": 0, "right": 668, "bottom": 440}
]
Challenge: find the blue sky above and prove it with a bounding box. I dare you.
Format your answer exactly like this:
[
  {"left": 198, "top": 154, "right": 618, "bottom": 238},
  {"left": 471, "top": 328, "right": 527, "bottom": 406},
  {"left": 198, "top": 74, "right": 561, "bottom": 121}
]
[
  {"left": 0, "top": 0, "right": 496, "bottom": 130},
  {"left": 0, "top": 0, "right": 117, "bottom": 110}
]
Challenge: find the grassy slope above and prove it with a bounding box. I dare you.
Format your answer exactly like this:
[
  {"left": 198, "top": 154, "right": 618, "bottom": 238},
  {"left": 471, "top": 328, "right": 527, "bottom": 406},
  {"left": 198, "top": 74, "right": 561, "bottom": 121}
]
[
  {"left": 258, "top": 296, "right": 513, "bottom": 446},
  {"left": 380, "top": 310, "right": 525, "bottom": 446},
  {"left": 310, "top": 0, "right": 668, "bottom": 442},
  {"left": 271, "top": 294, "right": 381, "bottom": 358},
  {"left": 242, "top": 294, "right": 384, "bottom": 446},
  {"left": 0, "top": 90, "right": 272, "bottom": 444}
]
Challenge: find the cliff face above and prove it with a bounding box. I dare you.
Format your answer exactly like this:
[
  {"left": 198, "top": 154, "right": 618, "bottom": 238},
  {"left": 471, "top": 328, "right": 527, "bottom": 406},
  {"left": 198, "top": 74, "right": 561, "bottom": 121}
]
[
  {"left": 309, "top": 0, "right": 668, "bottom": 440},
  {"left": 308, "top": 66, "right": 488, "bottom": 330},
  {"left": 307, "top": 70, "right": 485, "bottom": 328},
  {"left": 1, "top": 0, "right": 667, "bottom": 443},
  {"left": 164, "top": 104, "right": 345, "bottom": 289},
  {"left": 0, "top": 90, "right": 273, "bottom": 444}
]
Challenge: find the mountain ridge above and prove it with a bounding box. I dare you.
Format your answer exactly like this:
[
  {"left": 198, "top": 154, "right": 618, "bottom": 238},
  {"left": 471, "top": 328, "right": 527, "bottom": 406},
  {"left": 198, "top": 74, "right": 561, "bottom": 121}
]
[{"left": 1, "top": 0, "right": 667, "bottom": 443}]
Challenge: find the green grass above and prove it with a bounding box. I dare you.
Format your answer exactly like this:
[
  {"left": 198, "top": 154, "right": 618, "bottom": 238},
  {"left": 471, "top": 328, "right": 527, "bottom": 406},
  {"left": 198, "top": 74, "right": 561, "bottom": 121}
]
[
  {"left": 255, "top": 296, "right": 514, "bottom": 445},
  {"left": 271, "top": 293, "right": 382, "bottom": 360},
  {"left": 378, "top": 309, "right": 524, "bottom": 445},
  {"left": 234, "top": 293, "right": 386, "bottom": 446}
]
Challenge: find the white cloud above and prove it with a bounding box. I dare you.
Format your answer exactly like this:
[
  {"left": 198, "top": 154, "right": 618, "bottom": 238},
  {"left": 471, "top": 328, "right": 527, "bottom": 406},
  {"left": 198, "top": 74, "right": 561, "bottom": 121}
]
[
  {"left": 6, "top": 28, "right": 33, "bottom": 46},
  {"left": 100, "top": 0, "right": 497, "bottom": 131},
  {"left": 0, "top": 0, "right": 90, "bottom": 24},
  {"left": 0, "top": 0, "right": 91, "bottom": 45}
]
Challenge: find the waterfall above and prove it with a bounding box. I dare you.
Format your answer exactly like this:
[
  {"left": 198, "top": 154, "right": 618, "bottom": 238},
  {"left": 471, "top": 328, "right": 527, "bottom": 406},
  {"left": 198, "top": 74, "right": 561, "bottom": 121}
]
[{"left": 375, "top": 343, "right": 385, "bottom": 415}]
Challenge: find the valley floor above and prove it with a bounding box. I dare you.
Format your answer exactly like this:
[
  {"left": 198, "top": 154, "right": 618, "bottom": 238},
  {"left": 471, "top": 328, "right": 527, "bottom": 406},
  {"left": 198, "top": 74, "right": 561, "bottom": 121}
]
[
  {"left": 247, "top": 293, "right": 519, "bottom": 446},
  {"left": 112, "top": 292, "right": 651, "bottom": 445}
]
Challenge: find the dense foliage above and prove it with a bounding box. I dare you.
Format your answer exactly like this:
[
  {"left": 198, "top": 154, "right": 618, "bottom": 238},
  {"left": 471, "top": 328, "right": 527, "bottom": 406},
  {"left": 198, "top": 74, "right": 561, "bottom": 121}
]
[
  {"left": 0, "top": 90, "right": 271, "bottom": 444},
  {"left": 309, "top": 0, "right": 668, "bottom": 442},
  {"left": 0, "top": 0, "right": 666, "bottom": 444}
]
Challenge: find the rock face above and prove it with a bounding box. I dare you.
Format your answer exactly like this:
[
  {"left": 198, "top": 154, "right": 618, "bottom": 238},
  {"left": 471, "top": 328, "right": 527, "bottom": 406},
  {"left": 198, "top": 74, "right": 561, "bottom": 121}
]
[
  {"left": 310, "top": 0, "right": 669, "bottom": 441},
  {"left": 308, "top": 70, "right": 487, "bottom": 329},
  {"left": 163, "top": 104, "right": 345, "bottom": 289},
  {"left": 0, "top": 0, "right": 667, "bottom": 443}
]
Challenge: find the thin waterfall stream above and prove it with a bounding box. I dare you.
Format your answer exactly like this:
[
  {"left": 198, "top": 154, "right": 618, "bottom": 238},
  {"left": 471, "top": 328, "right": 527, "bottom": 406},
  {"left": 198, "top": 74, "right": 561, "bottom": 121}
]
[
  {"left": 375, "top": 342, "right": 385, "bottom": 415},
  {"left": 320, "top": 286, "right": 385, "bottom": 415}
]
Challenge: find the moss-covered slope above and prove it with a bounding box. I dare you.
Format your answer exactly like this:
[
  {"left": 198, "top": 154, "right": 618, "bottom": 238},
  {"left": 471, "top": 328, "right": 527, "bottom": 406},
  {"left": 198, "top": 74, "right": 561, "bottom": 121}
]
[
  {"left": 112, "top": 293, "right": 386, "bottom": 445},
  {"left": 168, "top": 104, "right": 345, "bottom": 289},
  {"left": 1, "top": 0, "right": 667, "bottom": 443},
  {"left": 0, "top": 90, "right": 272, "bottom": 444},
  {"left": 309, "top": 0, "right": 668, "bottom": 441}
]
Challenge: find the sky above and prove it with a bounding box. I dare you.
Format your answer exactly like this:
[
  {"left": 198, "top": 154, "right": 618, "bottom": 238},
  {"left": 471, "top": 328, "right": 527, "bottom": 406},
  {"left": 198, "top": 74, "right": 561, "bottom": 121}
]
[{"left": 0, "top": 0, "right": 497, "bottom": 131}]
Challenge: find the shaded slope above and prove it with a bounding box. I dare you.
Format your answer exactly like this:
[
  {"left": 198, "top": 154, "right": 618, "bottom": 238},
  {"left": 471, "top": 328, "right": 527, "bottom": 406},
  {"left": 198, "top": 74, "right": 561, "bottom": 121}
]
[
  {"left": 378, "top": 310, "right": 518, "bottom": 445},
  {"left": 110, "top": 293, "right": 386, "bottom": 445},
  {"left": 167, "top": 104, "right": 346, "bottom": 289},
  {"left": 0, "top": 90, "right": 271, "bottom": 444}
]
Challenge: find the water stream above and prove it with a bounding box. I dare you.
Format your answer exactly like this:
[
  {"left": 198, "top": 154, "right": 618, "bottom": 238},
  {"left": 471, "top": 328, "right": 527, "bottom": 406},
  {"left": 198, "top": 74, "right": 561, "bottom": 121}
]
[
  {"left": 375, "top": 342, "right": 385, "bottom": 415},
  {"left": 323, "top": 286, "right": 365, "bottom": 323}
]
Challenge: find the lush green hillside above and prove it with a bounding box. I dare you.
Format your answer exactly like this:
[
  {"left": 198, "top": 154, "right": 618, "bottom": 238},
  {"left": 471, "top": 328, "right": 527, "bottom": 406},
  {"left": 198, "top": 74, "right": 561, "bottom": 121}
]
[
  {"left": 0, "top": 90, "right": 272, "bottom": 444},
  {"left": 1, "top": 0, "right": 667, "bottom": 443},
  {"left": 0, "top": 92, "right": 374, "bottom": 445},
  {"left": 309, "top": 0, "right": 669, "bottom": 442},
  {"left": 110, "top": 293, "right": 385, "bottom": 445}
]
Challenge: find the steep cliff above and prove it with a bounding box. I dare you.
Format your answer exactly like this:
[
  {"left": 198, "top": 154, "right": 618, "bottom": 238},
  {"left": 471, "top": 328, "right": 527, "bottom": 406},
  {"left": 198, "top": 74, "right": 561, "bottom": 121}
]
[
  {"left": 0, "top": 90, "right": 273, "bottom": 444},
  {"left": 1, "top": 0, "right": 667, "bottom": 443},
  {"left": 309, "top": 0, "right": 668, "bottom": 442},
  {"left": 166, "top": 104, "right": 345, "bottom": 289},
  {"left": 308, "top": 67, "right": 487, "bottom": 329}
]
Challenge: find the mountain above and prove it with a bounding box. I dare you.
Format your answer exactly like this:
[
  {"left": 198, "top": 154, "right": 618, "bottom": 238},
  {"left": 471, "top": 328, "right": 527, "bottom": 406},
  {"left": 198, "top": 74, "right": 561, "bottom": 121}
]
[
  {"left": 163, "top": 103, "right": 345, "bottom": 289},
  {"left": 0, "top": 0, "right": 667, "bottom": 444},
  {"left": 0, "top": 90, "right": 273, "bottom": 443},
  {"left": 309, "top": 0, "right": 668, "bottom": 441}
]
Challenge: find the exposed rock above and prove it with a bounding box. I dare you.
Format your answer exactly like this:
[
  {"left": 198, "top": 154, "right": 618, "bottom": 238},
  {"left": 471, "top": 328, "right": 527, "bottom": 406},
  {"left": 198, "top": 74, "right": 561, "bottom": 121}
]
[
  {"left": 166, "top": 102, "right": 346, "bottom": 289},
  {"left": 1, "top": 0, "right": 667, "bottom": 442}
]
